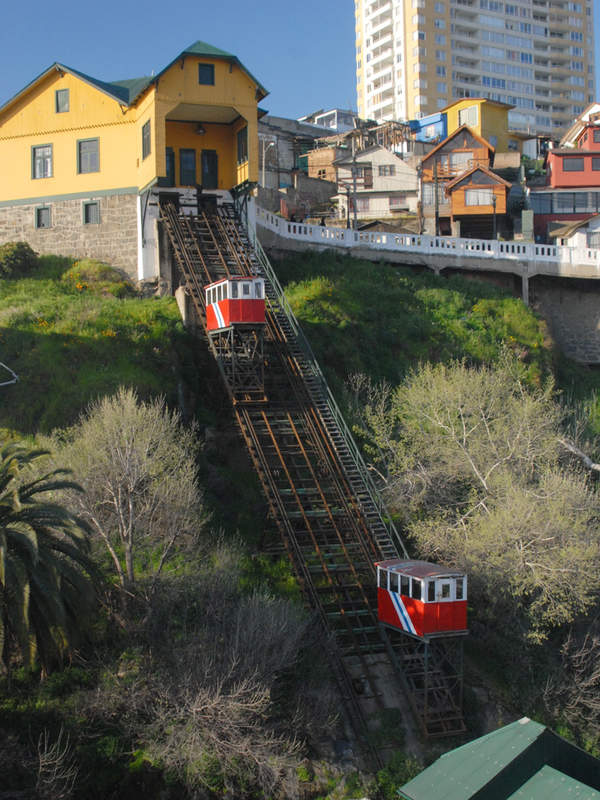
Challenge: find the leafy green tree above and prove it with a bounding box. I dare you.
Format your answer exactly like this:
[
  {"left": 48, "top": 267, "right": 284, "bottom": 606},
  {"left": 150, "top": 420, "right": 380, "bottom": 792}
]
[{"left": 0, "top": 442, "right": 94, "bottom": 673}]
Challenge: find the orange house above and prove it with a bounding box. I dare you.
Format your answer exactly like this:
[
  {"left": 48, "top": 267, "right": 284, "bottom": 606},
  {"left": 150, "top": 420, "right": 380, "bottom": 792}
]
[{"left": 445, "top": 165, "right": 511, "bottom": 239}]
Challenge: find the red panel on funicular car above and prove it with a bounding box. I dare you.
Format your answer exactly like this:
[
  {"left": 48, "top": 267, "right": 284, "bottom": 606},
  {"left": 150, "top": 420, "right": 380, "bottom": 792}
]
[
  {"left": 205, "top": 278, "right": 265, "bottom": 332},
  {"left": 376, "top": 559, "right": 467, "bottom": 638}
]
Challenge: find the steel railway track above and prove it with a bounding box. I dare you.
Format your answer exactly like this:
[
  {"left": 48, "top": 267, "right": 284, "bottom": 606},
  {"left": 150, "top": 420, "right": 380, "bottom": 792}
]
[{"left": 159, "top": 198, "right": 465, "bottom": 756}]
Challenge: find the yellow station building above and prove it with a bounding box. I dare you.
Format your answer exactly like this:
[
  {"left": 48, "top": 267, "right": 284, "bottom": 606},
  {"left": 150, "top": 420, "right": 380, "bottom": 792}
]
[{"left": 0, "top": 41, "right": 267, "bottom": 280}]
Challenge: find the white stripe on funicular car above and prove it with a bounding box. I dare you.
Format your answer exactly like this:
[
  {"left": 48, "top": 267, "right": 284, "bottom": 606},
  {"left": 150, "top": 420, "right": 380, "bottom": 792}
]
[
  {"left": 214, "top": 302, "right": 225, "bottom": 328},
  {"left": 390, "top": 592, "right": 417, "bottom": 635}
]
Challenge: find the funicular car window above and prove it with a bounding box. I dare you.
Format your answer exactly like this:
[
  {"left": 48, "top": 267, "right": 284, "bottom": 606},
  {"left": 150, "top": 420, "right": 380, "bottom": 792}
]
[
  {"left": 231, "top": 282, "right": 238, "bottom": 298},
  {"left": 442, "top": 583, "right": 451, "bottom": 599},
  {"left": 255, "top": 282, "right": 263, "bottom": 298},
  {"left": 243, "top": 283, "right": 250, "bottom": 296},
  {"left": 411, "top": 579, "right": 422, "bottom": 600},
  {"left": 378, "top": 569, "right": 387, "bottom": 589},
  {"left": 428, "top": 581, "right": 435, "bottom": 602},
  {"left": 390, "top": 573, "right": 399, "bottom": 593},
  {"left": 401, "top": 575, "right": 410, "bottom": 595},
  {"left": 456, "top": 578, "right": 464, "bottom": 600}
]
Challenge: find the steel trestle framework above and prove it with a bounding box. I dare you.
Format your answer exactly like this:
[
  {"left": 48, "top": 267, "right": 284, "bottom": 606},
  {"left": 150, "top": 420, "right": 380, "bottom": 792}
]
[{"left": 159, "top": 196, "right": 466, "bottom": 756}]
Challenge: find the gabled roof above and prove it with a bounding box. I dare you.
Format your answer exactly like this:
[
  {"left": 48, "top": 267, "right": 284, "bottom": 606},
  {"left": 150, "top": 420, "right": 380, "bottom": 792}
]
[
  {"left": 0, "top": 40, "right": 268, "bottom": 118},
  {"left": 421, "top": 125, "right": 495, "bottom": 165},
  {"left": 333, "top": 144, "right": 403, "bottom": 166},
  {"left": 400, "top": 717, "right": 600, "bottom": 800},
  {"left": 446, "top": 164, "right": 511, "bottom": 191},
  {"left": 547, "top": 214, "right": 598, "bottom": 239}
]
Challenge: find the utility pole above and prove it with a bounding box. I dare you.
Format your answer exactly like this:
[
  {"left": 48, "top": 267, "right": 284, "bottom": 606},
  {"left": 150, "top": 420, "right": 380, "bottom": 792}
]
[
  {"left": 346, "top": 186, "right": 351, "bottom": 229},
  {"left": 433, "top": 158, "right": 440, "bottom": 237},
  {"left": 352, "top": 160, "right": 358, "bottom": 230}
]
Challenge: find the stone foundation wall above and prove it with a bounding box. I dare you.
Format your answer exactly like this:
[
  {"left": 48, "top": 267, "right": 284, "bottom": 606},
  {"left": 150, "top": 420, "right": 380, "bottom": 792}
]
[
  {"left": 0, "top": 193, "right": 139, "bottom": 279},
  {"left": 531, "top": 276, "right": 600, "bottom": 364}
]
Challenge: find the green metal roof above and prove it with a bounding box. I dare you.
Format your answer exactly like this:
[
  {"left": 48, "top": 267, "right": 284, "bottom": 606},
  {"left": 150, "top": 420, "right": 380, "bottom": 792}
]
[
  {"left": 508, "top": 766, "right": 600, "bottom": 799},
  {"left": 400, "top": 718, "right": 600, "bottom": 800},
  {"left": 400, "top": 719, "right": 546, "bottom": 800}
]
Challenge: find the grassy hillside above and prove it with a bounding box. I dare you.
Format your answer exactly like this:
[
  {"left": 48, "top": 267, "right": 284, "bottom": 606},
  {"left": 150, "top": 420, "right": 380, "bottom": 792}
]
[
  {"left": 274, "top": 250, "right": 600, "bottom": 412},
  {"left": 0, "top": 256, "right": 205, "bottom": 438}
]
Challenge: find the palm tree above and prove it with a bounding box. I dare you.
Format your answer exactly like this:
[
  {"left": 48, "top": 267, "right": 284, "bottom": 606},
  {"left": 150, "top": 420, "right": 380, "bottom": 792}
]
[{"left": 0, "top": 442, "right": 96, "bottom": 674}]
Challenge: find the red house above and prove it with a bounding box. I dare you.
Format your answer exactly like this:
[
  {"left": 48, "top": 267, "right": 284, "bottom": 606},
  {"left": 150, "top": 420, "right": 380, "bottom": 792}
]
[{"left": 530, "top": 121, "right": 600, "bottom": 241}]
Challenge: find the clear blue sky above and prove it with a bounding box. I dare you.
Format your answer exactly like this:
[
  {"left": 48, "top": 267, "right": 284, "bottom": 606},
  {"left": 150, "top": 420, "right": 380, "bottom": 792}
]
[
  {"left": 1, "top": 0, "right": 599, "bottom": 119},
  {"left": 0, "top": 0, "right": 356, "bottom": 119}
]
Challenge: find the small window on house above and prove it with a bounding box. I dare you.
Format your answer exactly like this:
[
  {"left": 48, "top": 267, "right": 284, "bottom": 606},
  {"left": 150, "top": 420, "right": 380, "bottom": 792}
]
[
  {"left": 32, "top": 144, "right": 52, "bottom": 179},
  {"left": 198, "top": 63, "right": 215, "bottom": 85},
  {"left": 378, "top": 164, "right": 396, "bottom": 176},
  {"left": 400, "top": 575, "right": 410, "bottom": 595},
  {"left": 230, "top": 282, "right": 238, "bottom": 298},
  {"left": 77, "top": 139, "right": 99, "bottom": 174},
  {"left": 563, "top": 156, "right": 584, "bottom": 171},
  {"left": 35, "top": 206, "right": 51, "bottom": 229},
  {"left": 592, "top": 157, "right": 600, "bottom": 171},
  {"left": 411, "top": 579, "right": 422, "bottom": 601},
  {"left": 465, "top": 188, "right": 494, "bottom": 205},
  {"left": 142, "top": 120, "right": 151, "bottom": 160},
  {"left": 593, "top": 129, "right": 600, "bottom": 143},
  {"left": 237, "top": 126, "right": 248, "bottom": 164},
  {"left": 83, "top": 201, "right": 100, "bottom": 225},
  {"left": 55, "top": 88, "right": 69, "bottom": 113}
]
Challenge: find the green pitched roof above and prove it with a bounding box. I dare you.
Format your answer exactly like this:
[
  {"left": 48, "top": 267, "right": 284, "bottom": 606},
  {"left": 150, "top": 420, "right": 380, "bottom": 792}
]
[
  {"left": 508, "top": 765, "right": 600, "bottom": 800},
  {"left": 400, "top": 718, "right": 545, "bottom": 800},
  {"left": 400, "top": 718, "right": 600, "bottom": 800}
]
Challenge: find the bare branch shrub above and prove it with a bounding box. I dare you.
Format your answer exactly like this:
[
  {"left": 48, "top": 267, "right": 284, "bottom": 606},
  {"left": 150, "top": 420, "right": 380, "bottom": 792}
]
[
  {"left": 544, "top": 619, "right": 600, "bottom": 741},
  {"left": 35, "top": 728, "right": 77, "bottom": 800},
  {"left": 81, "top": 543, "right": 334, "bottom": 798}
]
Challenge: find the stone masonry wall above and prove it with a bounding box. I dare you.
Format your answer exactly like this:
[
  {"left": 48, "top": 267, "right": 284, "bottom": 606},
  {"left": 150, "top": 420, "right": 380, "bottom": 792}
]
[
  {"left": 531, "top": 276, "right": 600, "bottom": 364},
  {"left": 0, "top": 193, "right": 138, "bottom": 279}
]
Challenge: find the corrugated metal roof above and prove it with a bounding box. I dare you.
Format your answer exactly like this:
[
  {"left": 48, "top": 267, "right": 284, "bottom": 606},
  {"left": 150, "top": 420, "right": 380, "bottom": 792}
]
[
  {"left": 508, "top": 765, "right": 600, "bottom": 799},
  {"left": 376, "top": 559, "right": 464, "bottom": 579},
  {"left": 400, "top": 718, "right": 545, "bottom": 800}
]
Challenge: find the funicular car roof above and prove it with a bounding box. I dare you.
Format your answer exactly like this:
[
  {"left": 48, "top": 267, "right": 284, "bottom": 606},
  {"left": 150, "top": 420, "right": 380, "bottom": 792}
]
[{"left": 375, "top": 559, "right": 464, "bottom": 580}]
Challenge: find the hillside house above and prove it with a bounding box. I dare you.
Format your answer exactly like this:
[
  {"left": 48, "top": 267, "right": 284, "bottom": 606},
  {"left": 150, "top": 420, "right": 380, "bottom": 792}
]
[
  {"left": 420, "top": 126, "right": 496, "bottom": 235},
  {"left": 0, "top": 41, "right": 266, "bottom": 282},
  {"left": 445, "top": 165, "right": 511, "bottom": 239},
  {"left": 530, "top": 119, "right": 600, "bottom": 241},
  {"left": 442, "top": 98, "right": 526, "bottom": 154},
  {"left": 333, "top": 146, "right": 418, "bottom": 222}
]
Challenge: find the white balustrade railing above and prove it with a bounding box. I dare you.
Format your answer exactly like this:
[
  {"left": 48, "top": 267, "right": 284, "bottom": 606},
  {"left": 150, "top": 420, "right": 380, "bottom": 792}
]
[{"left": 255, "top": 207, "right": 600, "bottom": 274}]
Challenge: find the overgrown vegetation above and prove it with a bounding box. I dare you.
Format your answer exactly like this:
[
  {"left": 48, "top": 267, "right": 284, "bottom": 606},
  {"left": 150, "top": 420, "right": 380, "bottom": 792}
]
[{"left": 3, "top": 245, "right": 600, "bottom": 796}]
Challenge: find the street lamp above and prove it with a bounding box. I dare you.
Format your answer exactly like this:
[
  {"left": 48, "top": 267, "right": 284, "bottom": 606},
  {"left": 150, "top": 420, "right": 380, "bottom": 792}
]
[{"left": 261, "top": 140, "right": 276, "bottom": 187}]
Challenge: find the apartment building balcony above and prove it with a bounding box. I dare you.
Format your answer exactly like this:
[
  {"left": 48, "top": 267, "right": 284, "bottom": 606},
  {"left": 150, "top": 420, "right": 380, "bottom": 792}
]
[
  {"left": 532, "top": 0, "right": 548, "bottom": 7},
  {"left": 452, "top": 41, "right": 479, "bottom": 55},
  {"left": 371, "top": 29, "right": 393, "bottom": 48},
  {"left": 366, "top": 0, "right": 391, "bottom": 15},
  {"left": 451, "top": 0, "right": 476, "bottom": 7},
  {"left": 453, "top": 72, "right": 480, "bottom": 87},
  {"left": 371, "top": 91, "right": 395, "bottom": 112},
  {"left": 370, "top": 61, "right": 395, "bottom": 82},
  {"left": 451, "top": 9, "right": 478, "bottom": 25},
  {"left": 370, "top": 13, "right": 393, "bottom": 36},
  {"left": 451, "top": 25, "right": 479, "bottom": 40},
  {"left": 370, "top": 49, "right": 394, "bottom": 70},
  {"left": 371, "top": 76, "right": 394, "bottom": 93}
]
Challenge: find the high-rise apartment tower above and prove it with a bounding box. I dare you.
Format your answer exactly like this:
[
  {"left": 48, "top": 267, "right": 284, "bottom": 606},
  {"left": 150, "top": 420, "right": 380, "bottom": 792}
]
[{"left": 355, "top": 0, "right": 595, "bottom": 136}]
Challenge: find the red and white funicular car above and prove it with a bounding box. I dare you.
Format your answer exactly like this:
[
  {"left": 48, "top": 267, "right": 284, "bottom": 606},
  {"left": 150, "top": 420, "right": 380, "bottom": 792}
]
[
  {"left": 205, "top": 276, "right": 265, "bottom": 332},
  {"left": 376, "top": 559, "right": 467, "bottom": 638}
]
